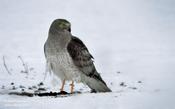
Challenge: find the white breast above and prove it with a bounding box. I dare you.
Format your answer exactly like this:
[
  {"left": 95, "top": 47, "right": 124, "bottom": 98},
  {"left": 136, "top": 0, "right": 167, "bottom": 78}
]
[{"left": 46, "top": 49, "right": 81, "bottom": 82}]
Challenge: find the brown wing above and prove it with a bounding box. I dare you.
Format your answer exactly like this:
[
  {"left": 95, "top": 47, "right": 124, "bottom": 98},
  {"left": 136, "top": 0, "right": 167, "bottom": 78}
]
[{"left": 67, "top": 36, "right": 106, "bottom": 84}]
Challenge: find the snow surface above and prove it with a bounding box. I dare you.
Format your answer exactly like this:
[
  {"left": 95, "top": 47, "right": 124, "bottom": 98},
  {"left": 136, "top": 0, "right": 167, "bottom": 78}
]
[{"left": 0, "top": 0, "right": 175, "bottom": 109}]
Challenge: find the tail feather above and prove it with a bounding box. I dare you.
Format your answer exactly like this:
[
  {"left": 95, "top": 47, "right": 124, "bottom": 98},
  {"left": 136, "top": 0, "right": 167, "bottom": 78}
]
[{"left": 85, "top": 76, "right": 111, "bottom": 92}]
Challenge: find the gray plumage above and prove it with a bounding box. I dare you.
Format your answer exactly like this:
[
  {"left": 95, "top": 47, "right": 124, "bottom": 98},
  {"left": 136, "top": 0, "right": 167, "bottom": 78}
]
[{"left": 44, "top": 19, "right": 111, "bottom": 92}]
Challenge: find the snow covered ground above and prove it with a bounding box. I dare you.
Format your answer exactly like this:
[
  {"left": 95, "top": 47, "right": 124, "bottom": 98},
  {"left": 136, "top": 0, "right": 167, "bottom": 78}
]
[{"left": 0, "top": 0, "right": 175, "bottom": 109}]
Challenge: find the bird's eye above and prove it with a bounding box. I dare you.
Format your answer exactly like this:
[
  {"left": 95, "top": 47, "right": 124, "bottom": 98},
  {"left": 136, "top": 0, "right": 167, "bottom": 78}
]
[{"left": 68, "top": 27, "right": 71, "bottom": 32}]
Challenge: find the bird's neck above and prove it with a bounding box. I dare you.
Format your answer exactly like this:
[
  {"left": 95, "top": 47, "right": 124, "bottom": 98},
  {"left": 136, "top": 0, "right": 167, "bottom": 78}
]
[{"left": 48, "top": 31, "right": 71, "bottom": 49}]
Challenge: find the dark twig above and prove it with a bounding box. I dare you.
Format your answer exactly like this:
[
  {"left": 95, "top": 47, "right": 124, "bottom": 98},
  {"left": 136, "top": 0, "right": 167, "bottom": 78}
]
[
  {"left": 8, "top": 91, "right": 80, "bottom": 97},
  {"left": 2, "top": 56, "right": 11, "bottom": 75}
]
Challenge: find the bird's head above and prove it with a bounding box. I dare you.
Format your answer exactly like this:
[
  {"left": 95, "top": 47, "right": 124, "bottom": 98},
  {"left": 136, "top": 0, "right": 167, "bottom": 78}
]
[{"left": 50, "top": 19, "right": 71, "bottom": 33}]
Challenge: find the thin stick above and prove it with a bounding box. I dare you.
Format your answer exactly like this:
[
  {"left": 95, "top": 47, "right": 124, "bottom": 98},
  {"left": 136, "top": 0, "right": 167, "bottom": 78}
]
[
  {"left": 2, "top": 56, "right": 11, "bottom": 75},
  {"left": 18, "top": 56, "right": 29, "bottom": 74}
]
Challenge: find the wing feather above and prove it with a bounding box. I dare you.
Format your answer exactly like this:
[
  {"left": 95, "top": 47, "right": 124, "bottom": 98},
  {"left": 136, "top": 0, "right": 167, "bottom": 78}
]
[{"left": 67, "top": 36, "right": 106, "bottom": 84}]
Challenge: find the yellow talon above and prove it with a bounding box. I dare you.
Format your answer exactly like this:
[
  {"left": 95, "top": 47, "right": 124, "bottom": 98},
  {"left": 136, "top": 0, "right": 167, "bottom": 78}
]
[
  {"left": 70, "top": 81, "right": 74, "bottom": 93},
  {"left": 60, "top": 79, "right": 65, "bottom": 92}
]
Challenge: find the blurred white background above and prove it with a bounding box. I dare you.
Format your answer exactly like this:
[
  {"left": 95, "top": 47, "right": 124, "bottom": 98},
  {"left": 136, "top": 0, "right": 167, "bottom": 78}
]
[{"left": 0, "top": 0, "right": 175, "bottom": 108}]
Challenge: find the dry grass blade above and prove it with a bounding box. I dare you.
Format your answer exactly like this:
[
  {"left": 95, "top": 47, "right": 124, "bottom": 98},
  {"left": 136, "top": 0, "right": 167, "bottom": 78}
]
[{"left": 2, "top": 56, "right": 11, "bottom": 75}]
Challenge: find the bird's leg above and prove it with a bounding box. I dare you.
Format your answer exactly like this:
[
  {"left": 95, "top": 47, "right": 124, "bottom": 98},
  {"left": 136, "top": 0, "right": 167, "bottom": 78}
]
[
  {"left": 70, "top": 81, "right": 74, "bottom": 93},
  {"left": 60, "top": 79, "right": 65, "bottom": 92}
]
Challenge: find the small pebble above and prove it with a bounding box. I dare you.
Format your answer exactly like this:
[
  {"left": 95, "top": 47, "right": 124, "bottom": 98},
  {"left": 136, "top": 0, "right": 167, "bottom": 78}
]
[
  {"left": 28, "top": 87, "right": 32, "bottom": 90},
  {"left": 38, "top": 82, "right": 44, "bottom": 86},
  {"left": 1, "top": 85, "right": 5, "bottom": 89},
  {"left": 12, "top": 86, "right": 16, "bottom": 90},
  {"left": 138, "top": 81, "right": 142, "bottom": 83},
  {"left": 117, "top": 71, "right": 121, "bottom": 74},
  {"left": 129, "top": 87, "right": 137, "bottom": 90},
  {"left": 32, "top": 86, "right": 37, "bottom": 89},
  {"left": 19, "top": 85, "right": 25, "bottom": 88},
  {"left": 120, "top": 82, "right": 127, "bottom": 87}
]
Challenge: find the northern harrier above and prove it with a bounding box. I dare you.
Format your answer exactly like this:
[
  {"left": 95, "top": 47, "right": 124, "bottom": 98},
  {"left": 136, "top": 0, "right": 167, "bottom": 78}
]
[{"left": 44, "top": 19, "right": 111, "bottom": 93}]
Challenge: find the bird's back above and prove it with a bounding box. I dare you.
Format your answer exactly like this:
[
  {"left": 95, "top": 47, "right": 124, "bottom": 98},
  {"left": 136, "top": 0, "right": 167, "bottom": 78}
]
[{"left": 67, "top": 36, "right": 111, "bottom": 92}]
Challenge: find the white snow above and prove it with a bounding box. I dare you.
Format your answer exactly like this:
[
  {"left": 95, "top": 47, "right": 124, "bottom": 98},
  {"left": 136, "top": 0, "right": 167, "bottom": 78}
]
[{"left": 0, "top": 0, "right": 175, "bottom": 109}]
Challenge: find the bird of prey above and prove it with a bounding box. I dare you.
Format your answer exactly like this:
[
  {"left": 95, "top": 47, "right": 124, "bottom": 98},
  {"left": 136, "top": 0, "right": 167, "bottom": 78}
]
[{"left": 44, "top": 19, "right": 111, "bottom": 93}]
